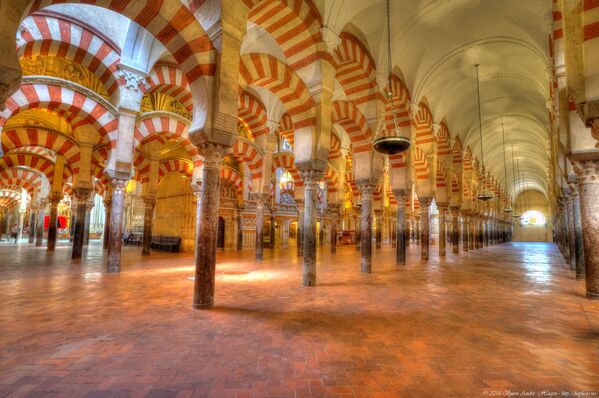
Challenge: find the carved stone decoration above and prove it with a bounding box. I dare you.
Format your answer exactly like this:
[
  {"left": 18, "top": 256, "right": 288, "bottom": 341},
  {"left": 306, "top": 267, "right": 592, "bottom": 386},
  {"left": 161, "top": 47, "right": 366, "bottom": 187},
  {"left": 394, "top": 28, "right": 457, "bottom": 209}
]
[
  {"left": 576, "top": 100, "right": 599, "bottom": 148},
  {"left": 118, "top": 67, "right": 148, "bottom": 92}
]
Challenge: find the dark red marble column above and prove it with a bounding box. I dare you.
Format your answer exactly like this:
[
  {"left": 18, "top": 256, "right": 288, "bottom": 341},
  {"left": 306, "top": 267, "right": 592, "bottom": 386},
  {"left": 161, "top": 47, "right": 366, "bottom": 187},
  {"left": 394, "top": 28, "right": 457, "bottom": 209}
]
[
  {"left": 394, "top": 190, "right": 407, "bottom": 266},
  {"left": 142, "top": 197, "right": 155, "bottom": 256},
  {"left": 354, "top": 213, "right": 361, "bottom": 251},
  {"left": 483, "top": 217, "right": 489, "bottom": 247},
  {"left": 237, "top": 213, "right": 243, "bottom": 251},
  {"left": 46, "top": 193, "right": 61, "bottom": 251},
  {"left": 254, "top": 195, "right": 266, "bottom": 261},
  {"left": 451, "top": 207, "right": 460, "bottom": 254},
  {"left": 420, "top": 198, "right": 431, "bottom": 261},
  {"left": 329, "top": 204, "right": 339, "bottom": 254},
  {"left": 569, "top": 181, "right": 585, "bottom": 280},
  {"left": 296, "top": 199, "right": 304, "bottom": 257},
  {"left": 28, "top": 208, "right": 36, "bottom": 243},
  {"left": 462, "top": 213, "right": 469, "bottom": 252},
  {"left": 375, "top": 210, "right": 382, "bottom": 250},
  {"left": 301, "top": 171, "right": 322, "bottom": 286},
  {"left": 358, "top": 183, "right": 375, "bottom": 273},
  {"left": 438, "top": 203, "right": 448, "bottom": 257},
  {"left": 575, "top": 160, "right": 599, "bottom": 299},
  {"left": 35, "top": 202, "right": 45, "bottom": 247},
  {"left": 102, "top": 198, "right": 111, "bottom": 250},
  {"left": 72, "top": 189, "right": 90, "bottom": 259},
  {"left": 83, "top": 200, "right": 93, "bottom": 246},
  {"left": 106, "top": 179, "right": 127, "bottom": 273},
  {"left": 270, "top": 216, "right": 276, "bottom": 249},
  {"left": 318, "top": 212, "right": 325, "bottom": 247},
  {"left": 193, "top": 145, "right": 227, "bottom": 309}
]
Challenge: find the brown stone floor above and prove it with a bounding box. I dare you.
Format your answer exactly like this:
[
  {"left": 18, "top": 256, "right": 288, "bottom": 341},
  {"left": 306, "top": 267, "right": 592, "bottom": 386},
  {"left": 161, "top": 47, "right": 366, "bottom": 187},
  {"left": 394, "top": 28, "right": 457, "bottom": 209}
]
[{"left": 0, "top": 240, "right": 598, "bottom": 398}]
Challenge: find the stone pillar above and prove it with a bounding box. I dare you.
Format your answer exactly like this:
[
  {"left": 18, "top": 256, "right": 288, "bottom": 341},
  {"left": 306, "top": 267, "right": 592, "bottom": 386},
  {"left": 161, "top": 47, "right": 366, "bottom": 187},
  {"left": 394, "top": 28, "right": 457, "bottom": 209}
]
[
  {"left": 106, "top": 178, "right": 128, "bottom": 273},
  {"left": 141, "top": 197, "right": 155, "bottom": 255},
  {"left": 17, "top": 210, "right": 25, "bottom": 243},
  {"left": 193, "top": 145, "right": 226, "bottom": 309},
  {"left": 28, "top": 208, "right": 36, "bottom": 243},
  {"left": 71, "top": 189, "right": 91, "bottom": 259},
  {"left": 301, "top": 171, "right": 322, "bottom": 286},
  {"left": 451, "top": 207, "right": 460, "bottom": 255},
  {"left": 102, "top": 198, "right": 111, "bottom": 250},
  {"left": 420, "top": 199, "right": 431, "bottom": 261},
  {"left": 483, "top": 218, "right": 489, "bottom": 247},
  {"left": 296, "top": 199, "right": 304, "bottom": 257},
  {"left": 394, "top": 191, "right": 407, "bottom": 266},
  {"left": 254, "top": 196, "right": 266, "bottom": 261},
  {"left": 416, "top": 217, "right": 421, "bottom": 246},
  {"left": 438, "top": 204, "right": 448, "bottom": 257},
  {"left": 574, "top": 160, "right": 599, "bottom": 299},
  {"left": 565, "top": 196, "right": 577, "bottom": 271},
  {"left": 358, "top": 183, "right": 375, "bottom": 273},
  {"left": 47, "top": 193, "right": 61, "bottom": 251},
  {"left": 270, "top": 216, "right": 276, "bottom": 249},
  {"left": 35, "top": 203, "right": 45, "bottom": 247},
  {"left": 462, "top": 214, "right": 469, "bottom": 252},
  {"left": 330, "top": 205, "right": 339, "bottom": 254},
  {"left": 69, "top": 199, "right": 76, "bottom": 243},
  {"left": 354, "top": 213, "right": 361, "bottom": 251},
  {"left": 469, "top": 216, "right": 476, "bottom": 250},
  {"left": 375, "top": 210, "right": 382, "bottom": 250},
  {"left": 83, "top": 200, "right": 93, "bottom": 246},
  {"left": 237, "top": 214, "right": 243, "bottom": 251},
  {"left": 569, "top": 182, "right": 586, "bottom": 280},
  {"left": 318, "top": 212, "right": 325, "bottom": 247}
]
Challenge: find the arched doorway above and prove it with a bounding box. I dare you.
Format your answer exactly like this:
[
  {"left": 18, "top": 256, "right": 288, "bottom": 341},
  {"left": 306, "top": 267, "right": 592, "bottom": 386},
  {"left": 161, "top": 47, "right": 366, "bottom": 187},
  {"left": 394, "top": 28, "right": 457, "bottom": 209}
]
[{"left": 217, "top": 217, "right": 225, "bottom": 248}]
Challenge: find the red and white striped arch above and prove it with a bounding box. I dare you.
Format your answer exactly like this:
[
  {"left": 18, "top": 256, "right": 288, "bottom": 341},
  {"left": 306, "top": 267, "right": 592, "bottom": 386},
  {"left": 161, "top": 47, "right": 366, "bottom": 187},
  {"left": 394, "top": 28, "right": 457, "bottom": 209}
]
[
  {"left": 272, "top": 151, "right": 302, "bottom": 187},
  {"left": 463, "top": 146, "right": 474, "bottom": 172},
  {"left": 436, "top": 122, "right": 451, "bottom": 158},
  {"left": 146, "top": 63, "right": 193, "bottom": 112},
  {"left": 220, "top": 166, "right": 243, "bottom": 193},
  {"left": 331, "top": 100, "right": 372, "bottom": 154},
  {"left": 0, "top": 190, "right": 27, "bottom": 210},
  {"left": 323, "top": 163, "right": 338, "bottom": 193},
  {"left": 452, "top": 136, "right": 463, "bottom": 167},
  {"left": 231, "top": 138, "right": 264, "bottom": 180},
  {"left": 238, "top": 91, "right": 269, "bottom": 138},
  {"left": 414, "top": 101, "right": 434, "bottom": 147},
  {"left": 436, "top": 160, "right": 446, "bottom": 189},
  {"left": 0, "top": 167, "right": 43, "bottom": 196},
  {"left": 0, "top": 152, "right": 70, "bottom": 184},
  {"left": 329, "top": 131, "right": 341, "bottom": 160},
  {"left": 451, "top": 171, "right": 460, "bottom": 194},
  {"left": 239, "top": 53, "right": 316, "bottom": 130},
  {"left": 1, "top": 127, "right": 81, "bottom": 166},
  {"left": 1, "top": 82, "right": 118, "bottom": 147},
  {"left": 278, "top": 112, "right": 294, "bottom": 147},
  {"left": 18, "top": 12, "right": 120, "bottom": 96},
  {"left": 244, "top": 0, "right": 325, "bottom": 73},
  {"left": 25, "top": 0, "right": 216, "bottom": 85},
  {"left": 159, "top": 158, "right": 194, "bottom": 181},
  {"left": 332, "top": 32, "right": 377, "bottom": 105},
  {"left": 389, "top": 153, "right": 406, "bottom": 170},
  {"left": 134, "top": 113, "right": 189, "bottom": 149},
  {"left": 413, "top": 146, "right": 429, "bottom": 181}
]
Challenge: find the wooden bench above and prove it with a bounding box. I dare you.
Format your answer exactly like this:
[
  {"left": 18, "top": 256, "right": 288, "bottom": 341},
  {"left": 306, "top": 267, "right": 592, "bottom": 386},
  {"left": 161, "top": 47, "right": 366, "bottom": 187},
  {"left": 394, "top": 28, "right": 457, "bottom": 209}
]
[{"left": 150, "top": 236, "right": 181, "bottom": 252}]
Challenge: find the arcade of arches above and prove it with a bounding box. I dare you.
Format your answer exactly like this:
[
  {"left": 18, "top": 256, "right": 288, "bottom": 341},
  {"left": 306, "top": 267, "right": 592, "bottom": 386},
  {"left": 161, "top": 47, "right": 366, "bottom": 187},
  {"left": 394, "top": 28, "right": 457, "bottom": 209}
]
[{"left": 0, "top": 0, "right": 598, "bottom": 396}]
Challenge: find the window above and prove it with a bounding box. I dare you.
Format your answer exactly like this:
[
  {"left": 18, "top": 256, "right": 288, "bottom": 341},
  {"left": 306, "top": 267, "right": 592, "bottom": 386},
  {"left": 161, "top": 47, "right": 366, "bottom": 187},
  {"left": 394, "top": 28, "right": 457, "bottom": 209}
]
[{"left": 521, "top": 210, "right": 545, "bottom": 226}]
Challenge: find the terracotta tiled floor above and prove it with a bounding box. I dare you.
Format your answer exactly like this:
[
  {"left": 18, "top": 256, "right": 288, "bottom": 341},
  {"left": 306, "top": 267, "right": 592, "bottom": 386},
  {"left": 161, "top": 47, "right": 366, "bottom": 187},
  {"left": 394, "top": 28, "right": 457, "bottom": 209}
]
[{"left": 0, "top": 240, "right": 598, "bottom": 398}]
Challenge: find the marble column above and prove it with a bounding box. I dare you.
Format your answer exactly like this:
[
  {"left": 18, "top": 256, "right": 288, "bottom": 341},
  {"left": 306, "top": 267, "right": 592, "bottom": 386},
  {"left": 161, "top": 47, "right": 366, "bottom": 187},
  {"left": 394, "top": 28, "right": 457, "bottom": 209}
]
[
  {"left": 301, "top": 171, "right": 322, "bottom": 286},
  {"left": 106, "top": 179, "right": 128, "bottom": 273},
  {"left": 35, "top": 203, "right": 45, "bottom": 247},
  {"left": 569, "top": 183, "right": 586, "bottom": 280},
  {"left": 254, "top": 195, "right": 266, "bottom": 261},
  {"left": 394, "top": 191, "right": 407, "bottom": 266},
  {"left": 47, "top": 193, "right": 61, "bottom": 251},
  {"left": 71, "top": 189, "right": 91, "bottom": 259},
  {"left": 296, "top": 199, "right": 304, "bottom": 257},
  {"left": 574, "top": 160, "right": 599, "bottom": 299},
  {"left": 28, "top": 208, "right": 36, "bottom": 243},
  {"left": 193, "top": 145, "right": 226, "bottom": 309},
  {"left": 83, "top": 200, "right": 93, "bottom": 246},
  {"left": 17, "top": 210, "right": 25, "bottom": 243},
  {"left": 270, "top": 216, "right": 276, "bottom": 249},
  {"left": 318, "top": 212, "right": 325, "bottom": 246},
  {"left": 566, "top": 196, "right": 577, "bottom": 271},
  {"left": 469, "top": 217, "right": 476, "bottom": 251},
  {"left": 416, "top": 217, "right": 421, "bottom": 246},
  {"left": 141, "top": 197, "right": 155, "bottom": 256},
  {"left": 330, "top": 205, "right": 339, "bottom": 254},
  {"left": 358, "top": 183, "right": 375, "bottom": 273},
  {"left": 420, "top": 199, "right": 431, "bottom": 261},
  {"left": 355, "top": 213, "right": 361, "bottom": 250},
  {"left": 375, "top": 210, "right": 382, "bottom": 250},
  {"left": 237, "top": 214, "right": 243, "bottom": 251},
  {"left": 483, "top": 218, "right": 489, "bottom": 247},
  {"left": 102, "top": 198, "right": 111, "bottom": 250},
  {"left": 462, "top": 214, "right": 469, "bottom": 252},
  {"left": 438, "top": 204, "right": 448, "bottom": 257},
  {"left": 451, "top": 207, "right": 460, "bottom": 255},
  {"left": 69, "top": 200, "right": 76, "bottom": 243}
]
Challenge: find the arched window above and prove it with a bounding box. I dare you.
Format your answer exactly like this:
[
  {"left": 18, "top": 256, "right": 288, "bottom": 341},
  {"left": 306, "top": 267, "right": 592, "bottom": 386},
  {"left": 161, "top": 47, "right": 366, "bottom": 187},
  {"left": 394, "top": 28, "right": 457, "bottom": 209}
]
[
  {"left": 521, "top": 210, "right": 545, "bottom": 226},
  {"left": 281, "top": 137, "right": 292, "bottom": 152}
]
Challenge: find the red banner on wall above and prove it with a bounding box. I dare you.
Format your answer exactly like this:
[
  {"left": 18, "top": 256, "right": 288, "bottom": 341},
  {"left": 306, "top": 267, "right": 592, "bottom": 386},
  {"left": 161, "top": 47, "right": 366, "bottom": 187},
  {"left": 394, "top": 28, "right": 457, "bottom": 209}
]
[{"left": 43, "top": 216, "right": 67, "bottom": 229}]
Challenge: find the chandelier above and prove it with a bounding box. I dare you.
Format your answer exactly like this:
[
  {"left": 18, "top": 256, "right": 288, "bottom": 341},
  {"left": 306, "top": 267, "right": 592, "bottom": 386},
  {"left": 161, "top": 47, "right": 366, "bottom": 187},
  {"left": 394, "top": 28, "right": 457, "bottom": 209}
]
[
  {"left": 474, "top": 64, "right": 493, "bottom": 201},
  {"left": 501, "top": 122, "right": 513, "bottom": 213},
  {"left": 372, "top": 0, "right": 411, "bottom": 156}
]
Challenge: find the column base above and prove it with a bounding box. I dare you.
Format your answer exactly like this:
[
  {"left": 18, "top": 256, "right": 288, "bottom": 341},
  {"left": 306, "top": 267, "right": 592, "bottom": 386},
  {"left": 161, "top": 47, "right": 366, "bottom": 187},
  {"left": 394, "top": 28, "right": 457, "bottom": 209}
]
[
  {"left": 193, "top": 301, "right": 215, "bottom": 310},
  {"left": 576, "top": 274, "right": 585, "bottom": 281},
  {"left": 586, "top": 291, "right": 599, "bottom": 300}
]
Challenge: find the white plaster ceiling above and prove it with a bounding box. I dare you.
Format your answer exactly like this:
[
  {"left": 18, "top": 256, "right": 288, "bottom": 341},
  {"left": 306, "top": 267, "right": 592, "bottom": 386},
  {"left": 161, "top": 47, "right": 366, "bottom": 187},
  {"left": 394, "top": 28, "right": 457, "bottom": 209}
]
[{"left": 323, "top": 0, "right": 553, "bottom": 199}]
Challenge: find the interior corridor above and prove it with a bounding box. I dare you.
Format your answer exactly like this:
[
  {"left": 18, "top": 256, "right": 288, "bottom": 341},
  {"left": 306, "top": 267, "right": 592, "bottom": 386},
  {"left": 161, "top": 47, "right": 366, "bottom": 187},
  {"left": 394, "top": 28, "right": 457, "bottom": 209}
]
[{"left": 0, "top": 242, "right": 597, "bottom": 398}]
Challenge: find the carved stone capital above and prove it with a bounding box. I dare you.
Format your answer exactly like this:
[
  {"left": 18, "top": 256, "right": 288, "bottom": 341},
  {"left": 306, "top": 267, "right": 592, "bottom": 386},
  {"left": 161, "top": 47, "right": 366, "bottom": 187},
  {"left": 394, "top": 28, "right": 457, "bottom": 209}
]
[
  {"left": 577, "top": 100, "right": 599, "bottom": 148},
  {"left": 74, "top": 187, "right": 92, "bottom": 202},
  {"left": 419, "top": 196, "right": 432, "bottom": 209},
  {"left": 299, "top": 170, "right": 324, "bottom": 188},
  {"left": 48, "top": 192, "right": 63, "bottom": 205},
  {"left": 117, "top": 64, "right": 149, "bottom": 92},
  {"left": 392, "top": 188, "right": 408, "bottom": 203},
  {"left": 573, "top": 159, "right": 599, "bottom": 185},
  {"left": 111, "top": 178, "right": 129, "bottom": 194},
  {"left": 197, "top": 143, "right": 229, "bottom": 169},
  {"left": 295, "top": 198, "right": 305, "bottom": 213},
  {"left": 357, "top": 182, "right": 376, "bottom": 201},
  {"left": 143, "top": 197, "right": 156, "bottom": 207}
]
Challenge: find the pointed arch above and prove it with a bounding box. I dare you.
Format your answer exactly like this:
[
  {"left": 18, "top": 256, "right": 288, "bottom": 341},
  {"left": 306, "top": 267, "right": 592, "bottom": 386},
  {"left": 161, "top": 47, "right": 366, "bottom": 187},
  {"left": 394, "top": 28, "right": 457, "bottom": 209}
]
[
  {"left": 414, "top": 101, "right": 434, "bottom": 147},
  {"left": 238, "top": 91, "right": 269, "bottom": 138},
  {"left": 332, "top": 32, "right": 377, "bottom": 105},
  {"left": 331, "top": 100, "right": 372, "bottom": 154}
]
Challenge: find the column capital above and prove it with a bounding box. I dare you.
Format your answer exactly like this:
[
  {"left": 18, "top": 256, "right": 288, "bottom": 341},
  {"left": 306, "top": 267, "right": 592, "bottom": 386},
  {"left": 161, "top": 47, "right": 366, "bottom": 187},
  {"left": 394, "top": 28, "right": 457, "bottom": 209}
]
[
  {"left": 576, "top": 100, "right": 599, "bottom": 148},
  {"left": 573, "top": 158, "right": 599, "bottom": 185},
  {"left": 197, "top": 143, "right": 229, "bottom": 168},
  {"left": 111, "top": 178, "right": 129, "bottom": 193},
  {"left": 449, "top": 205, "right": 461, "bottom": 214},
  {"left": 143, "top": 197, "right": 156, "bottom": 206},
  {"left": 295, "top": 198, "right": 305, "bottom": 212},
  {"left": 299, "top": 170, "right": 324, "bottom": 188},
  {"left": 392, "top": 188, "right": 408, "bottom": 202},
  {"left": 74, "top": 187, "right": 92, "bottom": 202},
  {"left": 419, "top": 197, "right": 432, "bottom": 209},
  {"left": 436, "top": 202, "right": 449, "bottom": 211},
  {"left": 48, "top": 192, "right": 62, "bottom": 205}
]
